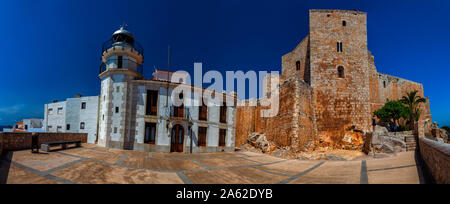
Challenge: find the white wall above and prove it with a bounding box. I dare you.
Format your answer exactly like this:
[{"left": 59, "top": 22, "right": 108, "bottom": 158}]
[{"left": 44, "top": 101, "right": 66, "bottom": 133}]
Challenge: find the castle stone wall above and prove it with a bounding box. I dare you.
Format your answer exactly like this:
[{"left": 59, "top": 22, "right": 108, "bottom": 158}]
[
  {"left": 235, "top": 9, "right": 432, "bottom": 152},
  {"left": 309, "top": 10, "right": 371, "bottom": 147}
]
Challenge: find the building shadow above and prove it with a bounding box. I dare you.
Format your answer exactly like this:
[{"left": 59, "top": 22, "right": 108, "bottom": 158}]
[
  {"left": 0, "top": 151, "right": 14, "bottom": 184},
  {"left": 413, "top": 136, "right": 435, "bottom": 184}
]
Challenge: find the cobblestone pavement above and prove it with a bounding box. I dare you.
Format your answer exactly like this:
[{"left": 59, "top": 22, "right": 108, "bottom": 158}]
[{"left": 0, "top": 144, "right": 421, "bottom": 184}]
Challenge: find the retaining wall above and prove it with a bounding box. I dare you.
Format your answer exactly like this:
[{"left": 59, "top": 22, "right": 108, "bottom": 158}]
[
  {"left": 419, "top": 138, "right": 450, "bottom": 184},
  {"left": 0, "top": 133, "right": 88, "bottom": 152}
]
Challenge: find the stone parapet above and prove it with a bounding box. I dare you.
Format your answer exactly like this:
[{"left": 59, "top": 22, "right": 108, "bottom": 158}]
[
  {"left": 0, "top": 133, "right": 88, "bottom": 152},
  {"left": 419, "top": 138, "right": 450, "bottom": 184},
  {"left": 0, "top": 134, "right": 3, "bottom": 154}
]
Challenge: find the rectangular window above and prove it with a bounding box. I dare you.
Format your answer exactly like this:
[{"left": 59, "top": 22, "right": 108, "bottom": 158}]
[
  {"left": 198, "top": 127, "right": 207, "bottom": 147},
  {"left": 57, "top": 126, "right": 62, "bottom": 132},
  {"left": 144, "top": 123, "right": 157, "bottom": 144},
  {"left": 337, "top": 42, "right": 343, "bottom": 53},
  {"left": 199, "top": 101, "right": 208, "bottom": 121},
  {"left": 57, "top": 107, "right": 63, "bottom": 114},
  {"left": 80, "top": 122, "right": 85, "bottom": 130},
  {"left": 116, "top": 107, "right": 119, "bottom": 113},
  {"left": 146, "top": 90, "right": 158, "bottom": 116},
  {"left": 114, "top": 127, "right": 117, "bottom": 134},
  {"left": 48, "top": 108, "right": 53, "bottom": 115},
  {"left": 47, "top": 126, "right": 52, "bottom": 131},
  {"left": 174, "top": 106, "right": 184, "bottom": 118},
  {"left": 66, "top": 124, "right": 70, "bottom": 131},
  {"left": 116, "top": 86, "right": 120, "bottom": 93},
  {"left": 81, "top": 102, "right": 86, "bottom": 109},
  {"left": 220, "top": 103, "right": 227, "bottom": 123},
  {"left": 219, "top": 129, "right": 226, "bottom": 147},
  {"left": 24, "top": 125, "right": 28, "bottom": 130},
  {"left": 118, "top": 56, "right": 123, "bottom": 68}
]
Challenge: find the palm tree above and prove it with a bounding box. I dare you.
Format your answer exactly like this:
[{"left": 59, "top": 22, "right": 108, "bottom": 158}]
[{"left": 400, "top": 91, "right": 427, "bottom": 130}]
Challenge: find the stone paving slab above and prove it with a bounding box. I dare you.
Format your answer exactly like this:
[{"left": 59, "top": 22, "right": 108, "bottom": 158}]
[
  {"left": 11, "top": 150, "right": 80, "bottom": 172},
  {"left": 368, "top": 166, "right": 420, "bottom": 184},
  {"left": 235, "top": 151, "right": 266, "bottom": 157},
  {"left": 288, "top": 161, "right": 362, "bottom": 184},
  {"left": 366, "top": 152, "right": 416, "bottom": 171},
  {"left": 6, "top": 165, "right": 60, "bottom": 184},
  {"left": 243, "top": 155, "right": 286, "bottom": 164},
  {"left": 51, "top": 160, "right": 184, "bottom": 184},
  {"left": 62, "top": 148, "right": 123, "bottom": 164},
  {"left": 121, "top": 156, "right": 204, "bottom": 171},
  {"left": 151, "top": 152, "right": 209, "bottom": 160},
  {"left": 184, "top": 166, "right": 289, "bottom": 184},
  {"left": 202, "top": 152, "right": 245, "bottom": 158},
  {"left": 258, "top": 160, "right": 322, "bottom": 176},
  {"left": 107, "top": 148, "right": 150, "bottom": 158},
  {"left": 195, "top": 157, "right": 259, "bottom": 168}
]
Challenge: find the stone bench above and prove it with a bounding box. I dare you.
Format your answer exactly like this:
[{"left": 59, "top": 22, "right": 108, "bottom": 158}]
[{"left": 41, "top": 140, "right": 82, "bottom": 152}]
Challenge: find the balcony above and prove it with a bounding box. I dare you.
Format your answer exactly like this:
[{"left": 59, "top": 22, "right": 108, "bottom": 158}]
[
  {"left": 170, "top": 106, "right": 189, "bottom": 119},
  {"left": 102, "top": 39, "right": 144, "bottom": 56}
]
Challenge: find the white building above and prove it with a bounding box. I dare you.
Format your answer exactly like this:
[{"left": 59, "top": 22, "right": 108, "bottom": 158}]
[
  {"left": 42, "top": 26, "right": 237, "bottom": 153},
  {"left": 44, "top": 95, "right": 99, "bottom": 143},
  {"left": 97, "top": 26, "right": 237, "bottom": 153},
  {"left": 2, "top": 119, "right": 44, "bottom": 133}
]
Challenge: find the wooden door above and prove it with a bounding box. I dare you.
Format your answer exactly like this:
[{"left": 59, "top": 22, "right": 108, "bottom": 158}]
[{"left": 171, "top": 125, "right": 184, "bottom": 152}]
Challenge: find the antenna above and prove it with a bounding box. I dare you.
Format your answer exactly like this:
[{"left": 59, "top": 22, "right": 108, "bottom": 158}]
[
  {"left": 166, "top": 45, "right": 171, "bottom": 108},
  {"left": 121, "top": 21, "right": 128, "bottom": 29}
]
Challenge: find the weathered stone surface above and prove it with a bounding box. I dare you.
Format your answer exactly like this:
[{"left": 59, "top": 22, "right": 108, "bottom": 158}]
[
  {"left": 431, "top": 128, "right": 449, "bottom": 144},
  {"left": 419, "top": 138, "right": 450, "bottom": 184},
  {"left": 235, "top": 9, "right": 432, "bottom": 155}
]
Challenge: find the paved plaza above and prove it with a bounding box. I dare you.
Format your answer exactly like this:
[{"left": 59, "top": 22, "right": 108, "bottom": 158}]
[{"left": 0, "top": 144, "right": 421, "bottom": 184}]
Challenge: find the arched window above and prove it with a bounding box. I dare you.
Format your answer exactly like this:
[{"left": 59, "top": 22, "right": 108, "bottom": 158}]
[
  {"left": 383, "top": 81, "right": 387, "bottom": 88},
  {"left": 338, "top": 66, "right": 345, "bottom": 78},
  {"left": 343, "top": 21, "right": 347, "bottom": 26},
  {"left": 296, "top": 61, "right": 301, "bottom": 71}
]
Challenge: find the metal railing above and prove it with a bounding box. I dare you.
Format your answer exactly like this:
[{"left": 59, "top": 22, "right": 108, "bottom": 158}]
[
  {"left": 99, "top": 58, "right": 144, "bottom": 74},
  {"left": 102, "top": 40, "right": 144, "bottom": 56}
]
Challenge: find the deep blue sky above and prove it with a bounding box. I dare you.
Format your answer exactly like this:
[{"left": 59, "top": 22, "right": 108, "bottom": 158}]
[{"left": 0, "top": 0, "right": 449, "bottom": 126}]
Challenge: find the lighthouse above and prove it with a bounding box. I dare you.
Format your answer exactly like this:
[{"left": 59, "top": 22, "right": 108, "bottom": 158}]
[{"left": 98, "top": 25, "right": 144, "bottom": 149}]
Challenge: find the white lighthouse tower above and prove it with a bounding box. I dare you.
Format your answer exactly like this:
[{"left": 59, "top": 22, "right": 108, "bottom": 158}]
[{"left": 98, "top": 25, "right": 144, "bottom": 149}]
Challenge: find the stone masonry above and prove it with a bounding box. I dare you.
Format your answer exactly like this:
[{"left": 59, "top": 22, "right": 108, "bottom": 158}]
[{"left": 236, "top": 9, "right": 432, "bottom": 152}]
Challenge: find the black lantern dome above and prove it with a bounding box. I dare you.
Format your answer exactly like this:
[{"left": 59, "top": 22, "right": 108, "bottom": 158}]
[{"left": 111, "top": 26, "right": 135, "bottom": 45}]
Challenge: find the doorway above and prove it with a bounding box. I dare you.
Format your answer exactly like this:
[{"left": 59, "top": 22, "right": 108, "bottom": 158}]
[{"left": 171, "top": 124, "right": 184, "bottom": 152}]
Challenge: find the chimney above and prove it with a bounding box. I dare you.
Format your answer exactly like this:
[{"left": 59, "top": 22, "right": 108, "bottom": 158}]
[
  {"left": 52, "top": 100, "right": 58, "bottom": 103},
  {"left": 75, "top": 94, "right": 82, "bottom": 98}
]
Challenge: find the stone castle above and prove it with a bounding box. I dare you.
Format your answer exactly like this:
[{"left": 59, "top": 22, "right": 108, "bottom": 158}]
[{"left": 236, "top": 9, "right": 432, "bottom": 152}]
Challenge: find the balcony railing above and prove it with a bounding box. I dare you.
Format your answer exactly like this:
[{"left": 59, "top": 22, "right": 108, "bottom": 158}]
[
  {"left": 99, "top": 58, "right": 144, "bottom": 75},
  {"left": 102, "top": 40, "right": 144, "bottom": 56}
]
